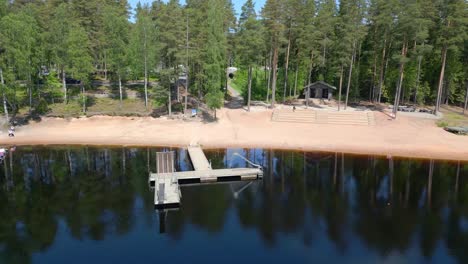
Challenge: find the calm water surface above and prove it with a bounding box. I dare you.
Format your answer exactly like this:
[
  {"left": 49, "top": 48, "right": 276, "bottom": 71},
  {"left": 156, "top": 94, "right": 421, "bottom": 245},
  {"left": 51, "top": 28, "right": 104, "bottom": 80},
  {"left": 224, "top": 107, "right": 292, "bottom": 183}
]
[{"left": 0, "top": 146, "right": 467, "bottom": 264}]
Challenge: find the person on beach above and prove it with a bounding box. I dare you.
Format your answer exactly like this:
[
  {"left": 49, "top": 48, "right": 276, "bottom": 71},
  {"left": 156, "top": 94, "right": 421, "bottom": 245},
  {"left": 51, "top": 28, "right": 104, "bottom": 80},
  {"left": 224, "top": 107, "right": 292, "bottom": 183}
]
[
  {"left": 0, "top": 148, "right": 6, "bottom": 163},
  {"left": 293, "top": 106, "right": 296, "bottom": 112},
  {"left": 8, "top": 126, "right": 15, "bottom": 137}
]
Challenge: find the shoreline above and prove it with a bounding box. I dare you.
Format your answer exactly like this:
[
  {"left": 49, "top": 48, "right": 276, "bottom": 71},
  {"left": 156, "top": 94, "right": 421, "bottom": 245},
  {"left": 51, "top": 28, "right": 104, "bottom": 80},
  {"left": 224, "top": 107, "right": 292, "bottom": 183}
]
[
  {"left": 6, "top": 140, "right": 467, "bottom": 162},
  {"left": 2, "top": 107, "right": 468, "bottom": 162}
]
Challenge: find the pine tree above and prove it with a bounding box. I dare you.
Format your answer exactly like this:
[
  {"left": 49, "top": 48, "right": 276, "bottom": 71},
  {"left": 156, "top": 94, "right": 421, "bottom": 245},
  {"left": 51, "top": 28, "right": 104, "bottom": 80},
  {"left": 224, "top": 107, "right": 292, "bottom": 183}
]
[
  {"left": 66, "top": 23, "right": 93, "bottom": 113},
  {"left": 262, "top": 0, "right": 286, "bottom": 108},
  {"left": 103, "top": 4, "right": 129, "bottom": 109},
  {"left": 237, "top": 0, "right": 263, "bottom": 111},
  {"left": 0, "top": 11, "right": 40, "bottom": 112},
  {"left": 315, "top": 0, "right": 337, "bottom": 70},
  {"left": 434, "top": 0, "right": 467, "bottom": 113},
  {"left": 368, "top": 0, "right": 399, "bottom": 103},
  {"left": 295, "top": 0, "right": 317, "bottom": 106},
  {"left": 49, "top": 3, "right": 73, "bottom": 103},
  {"left": 130, "top": 3, "right": 156, "bottom": 109},
  {"left": 337, "top": 0, "right": 367, "bottom": 110},
  {"left": 204, "top": 0, "right": 226, "bottom": 118}
]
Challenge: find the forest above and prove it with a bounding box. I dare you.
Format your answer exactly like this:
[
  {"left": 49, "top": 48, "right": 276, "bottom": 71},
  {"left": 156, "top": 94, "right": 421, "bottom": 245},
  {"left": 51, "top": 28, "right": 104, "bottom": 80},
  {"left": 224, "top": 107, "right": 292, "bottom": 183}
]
[{"left": 0, "top": 0, "right": 466, "bottom": 120}]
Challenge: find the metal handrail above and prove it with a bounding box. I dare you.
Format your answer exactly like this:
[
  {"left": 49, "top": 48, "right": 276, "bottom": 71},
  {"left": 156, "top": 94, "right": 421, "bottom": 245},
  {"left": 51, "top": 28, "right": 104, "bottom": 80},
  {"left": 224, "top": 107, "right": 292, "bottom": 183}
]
[{"left": 232, "top": 153, "right": 263, "bottom": 171}]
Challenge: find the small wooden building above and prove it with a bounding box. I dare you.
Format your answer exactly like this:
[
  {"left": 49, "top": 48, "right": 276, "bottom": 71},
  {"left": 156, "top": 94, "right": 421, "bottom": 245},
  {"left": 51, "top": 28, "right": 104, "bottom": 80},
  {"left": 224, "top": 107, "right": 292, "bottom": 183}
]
[{"left": 302, "top": 81, "right": 336, "bottom": 99}]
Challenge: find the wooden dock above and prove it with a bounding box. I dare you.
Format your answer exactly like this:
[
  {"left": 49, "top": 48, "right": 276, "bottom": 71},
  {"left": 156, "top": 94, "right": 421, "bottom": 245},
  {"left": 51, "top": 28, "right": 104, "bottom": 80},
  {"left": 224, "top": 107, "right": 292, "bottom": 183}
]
[
  {"left": 154, "top": 175, "right": 181, "bottom": 210},
  {"left": 153, "top": 152, "right": 181, "bottom": 209},
  {"left": 187, "top": 145, "right": 212, "bottom": 171},
  {"left": 150, "top": 145, "right": 263, "bottom": 210}
]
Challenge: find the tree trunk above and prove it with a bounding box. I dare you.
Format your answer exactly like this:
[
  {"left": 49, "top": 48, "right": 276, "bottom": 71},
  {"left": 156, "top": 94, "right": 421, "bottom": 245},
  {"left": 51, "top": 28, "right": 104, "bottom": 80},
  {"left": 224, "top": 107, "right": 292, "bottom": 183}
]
[
  {"left": 371, "top": 52, "right": 377, "bottom": 102},
  {"left": 28, "top": 84, "right": 32, "bottom": 114},
  {"left": 414, "top": 55, "right": 422, "bottom": 104},
  {"left": 28, "top": 59, "right": 32, "bottom": 114},
  {"left": 306, "top": 51, "right": 313, "bottom": 108},
  {"left": 463, "top": 81, "right": 468, "bottom": 115},
  {"left": 168, "top": 90, "right": 172, "bottom": 117},
  {"left": 119, "top": 74, "right": 123, "bottom": 109},
  {"left": 264, "top": 53, "right": 268, "bottom": 92},
  {"left": 283, "top": 30, "right": 291, "bottom": 103},
  {"left": 62, "top": 69, "right": 67, "bottom": 103},
  {"left": 435, "top": 46, "right": 447, "bottom": 114},
  {"left": 184, "top": 68, "right": 189, "bottom": 116},
  {"left": 377, "top": 37, "right": 387, "bottom": 103},
  {"left": 81, "top": 84, "right": 86, "bottom": 113},
  {"left": 344, "top": 41, "right": 356, "bottom": 110},
  {"left": 392, "top": 41, "right": 408, "bottom": 118},
  {"left": 270, "top": 45, "right": 278, "bottom": 108},
  {"left": 144, "top": 56, "right": 148, "bottom": 110},
  {"left": 184, "top": 13, "right": 189, "bottom": 116},
  {"left": 293, "top": 61, "right": 299, "bottom": 97},
  {"left": 0, "top": 67, "right": 8, "bottom": 123},
  {"left": 338, "top": 65, "right": 344, "bottom": 111},
  {"left": 247, "top": 65, "right": 252, "bottom": 112},
  {"left": 322, "top": 37, "right": 327, "bottom": 66},
  {"left": 143, "top": 22, "right": 149, "bottom": 110},
  {"left": 104, "top": 52, "right": 108, "bottom": 80},
  {"left": 354, "top": 42, "right": 362, "bottom": 102},
  {"left": 266, "top": 49, "right": 272, "bottom": 103}
]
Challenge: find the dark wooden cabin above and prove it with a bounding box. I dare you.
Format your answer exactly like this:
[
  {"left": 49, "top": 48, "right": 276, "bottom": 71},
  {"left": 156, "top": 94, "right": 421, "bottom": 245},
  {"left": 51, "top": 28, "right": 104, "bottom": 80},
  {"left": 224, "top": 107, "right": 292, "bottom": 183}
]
[{"left": 302, "top": 81, "right": 336, "bottom": 99}]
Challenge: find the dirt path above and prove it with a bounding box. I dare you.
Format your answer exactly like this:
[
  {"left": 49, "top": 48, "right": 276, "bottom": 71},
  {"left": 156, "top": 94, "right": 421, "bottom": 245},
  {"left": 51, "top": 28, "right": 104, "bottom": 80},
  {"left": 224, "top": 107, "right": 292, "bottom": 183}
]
[{"left": 1, "top": 107, "right": 468, "bottom": 161}]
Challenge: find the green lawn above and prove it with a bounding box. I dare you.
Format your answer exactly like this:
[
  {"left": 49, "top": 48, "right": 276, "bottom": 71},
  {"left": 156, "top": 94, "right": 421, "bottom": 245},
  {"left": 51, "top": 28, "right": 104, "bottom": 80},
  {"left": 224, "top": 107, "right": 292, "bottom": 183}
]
[{"left": 437, "top": 106, "right": 468, "bottom": 127}]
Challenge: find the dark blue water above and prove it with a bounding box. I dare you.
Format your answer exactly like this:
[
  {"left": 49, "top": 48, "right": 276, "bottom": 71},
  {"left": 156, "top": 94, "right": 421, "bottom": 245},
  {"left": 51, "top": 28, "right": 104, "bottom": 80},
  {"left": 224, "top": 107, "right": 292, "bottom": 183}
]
[{"left": 0, "top": 146, "right": 467, "bottom": 263}]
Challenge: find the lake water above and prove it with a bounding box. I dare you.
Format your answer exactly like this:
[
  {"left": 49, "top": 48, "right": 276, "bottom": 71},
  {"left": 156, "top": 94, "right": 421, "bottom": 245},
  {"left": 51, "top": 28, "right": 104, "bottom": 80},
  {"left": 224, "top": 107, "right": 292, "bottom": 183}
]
[{"left": 0, "top": 146, "right": 467, "bottom": 264}]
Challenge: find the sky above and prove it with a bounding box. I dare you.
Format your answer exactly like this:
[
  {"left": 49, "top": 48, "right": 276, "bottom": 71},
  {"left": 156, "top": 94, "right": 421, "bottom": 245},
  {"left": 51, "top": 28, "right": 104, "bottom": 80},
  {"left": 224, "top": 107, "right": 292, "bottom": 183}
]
[{"left": 128, "top": 0, "right": 266, "bottom": 17}]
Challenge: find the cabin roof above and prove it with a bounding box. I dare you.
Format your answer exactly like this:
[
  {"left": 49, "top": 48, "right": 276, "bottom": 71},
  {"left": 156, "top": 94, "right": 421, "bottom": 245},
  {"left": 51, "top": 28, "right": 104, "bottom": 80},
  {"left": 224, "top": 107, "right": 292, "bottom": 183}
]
[{"left": 304, "top": 81, "right": 337, "bottom": 90}]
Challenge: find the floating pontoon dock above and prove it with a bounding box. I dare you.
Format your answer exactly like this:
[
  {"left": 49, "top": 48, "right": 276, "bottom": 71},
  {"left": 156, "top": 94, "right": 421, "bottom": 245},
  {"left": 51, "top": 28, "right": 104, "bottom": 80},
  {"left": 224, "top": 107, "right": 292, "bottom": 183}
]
[{"left": 150, "top": 145, "right": 263, "bottom": 210}]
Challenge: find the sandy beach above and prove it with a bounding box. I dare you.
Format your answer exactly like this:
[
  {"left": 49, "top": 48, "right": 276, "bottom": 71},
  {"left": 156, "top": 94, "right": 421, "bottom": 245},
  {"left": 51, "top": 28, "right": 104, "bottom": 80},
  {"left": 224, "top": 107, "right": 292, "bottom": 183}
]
[{"left": 1, "top": 107, "right": 468, "bottom": 161}]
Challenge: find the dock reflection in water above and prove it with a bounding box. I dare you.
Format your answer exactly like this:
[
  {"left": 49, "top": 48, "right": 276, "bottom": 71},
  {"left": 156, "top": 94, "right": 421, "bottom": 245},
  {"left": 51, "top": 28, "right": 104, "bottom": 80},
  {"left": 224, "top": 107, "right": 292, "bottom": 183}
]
[{"left": 0, "top": 146, "right": 467, "bottom": 263}]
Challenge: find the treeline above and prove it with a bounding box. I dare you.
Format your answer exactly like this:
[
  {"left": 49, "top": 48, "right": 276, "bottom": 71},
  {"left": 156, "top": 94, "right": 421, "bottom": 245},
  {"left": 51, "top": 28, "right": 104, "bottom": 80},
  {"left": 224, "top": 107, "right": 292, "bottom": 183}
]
[{"left": 0, "top": 0, "right": 467, "bottom": 120}]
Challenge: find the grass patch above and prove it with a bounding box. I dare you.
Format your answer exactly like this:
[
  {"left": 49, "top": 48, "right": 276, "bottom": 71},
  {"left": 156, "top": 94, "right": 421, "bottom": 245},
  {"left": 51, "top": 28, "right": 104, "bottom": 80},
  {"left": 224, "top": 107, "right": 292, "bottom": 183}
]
[
  {"left": 87, "top": 98, "right": 151, "bottom": 113},
  {"left": 48, "top": 101, "right": 82, "bottom": 117},
  {"left": 47, "top": 97, "right": 151, "bottom": 117},
  {"left": 439, "top": 109, "right": 468, "bottom": 127}
]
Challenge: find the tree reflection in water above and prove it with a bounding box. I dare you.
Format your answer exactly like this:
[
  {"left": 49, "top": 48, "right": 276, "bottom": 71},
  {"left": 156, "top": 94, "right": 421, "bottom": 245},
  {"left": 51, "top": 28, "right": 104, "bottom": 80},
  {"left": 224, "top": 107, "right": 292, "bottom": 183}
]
[{"left": 0, "top": 146, "right": 467, "bottom": 263}]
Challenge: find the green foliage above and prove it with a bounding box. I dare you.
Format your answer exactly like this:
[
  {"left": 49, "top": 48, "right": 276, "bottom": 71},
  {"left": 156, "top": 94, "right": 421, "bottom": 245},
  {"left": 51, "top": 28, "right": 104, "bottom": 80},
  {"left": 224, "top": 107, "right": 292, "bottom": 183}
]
[
  {"left": 203, "top": 0, "right": 226, "bottom": 95},
  {"left": 43, "top": 72, "right": 63, "bottom": 100},
  {"left": 128, "top": 3, "right": 157, "bottom": 80},
  {"left": 416, "top": 82, "right": 431, "bottom": 105},
  {"left": 205, "top": 89, "right": 224, "bottom": 110},
  {"left": 0, "top": 0, "right": 467, "bottom": 116},
  {"left": 237, "top": 0, "right": 263, "bottom": 67},
  {"left": 66, "top": 23, "right": 93, "bottom": 84},
  {"left": 153, "top": 70, "right": 173, "bottom": 108},
  {"left": 103, "top": 5, "right": 129, "bottom": 79},
  {"left": 0, "top": 11, "right": 40, "bottom": 80}
]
